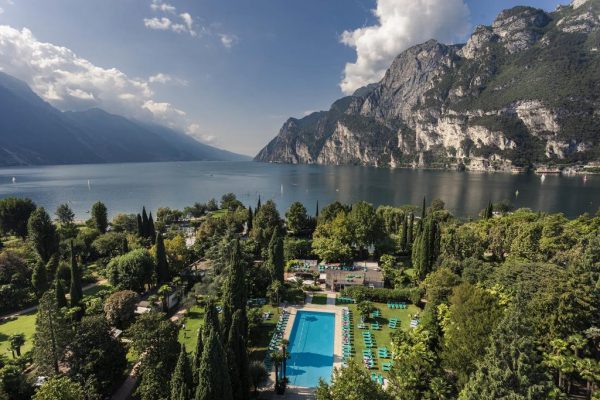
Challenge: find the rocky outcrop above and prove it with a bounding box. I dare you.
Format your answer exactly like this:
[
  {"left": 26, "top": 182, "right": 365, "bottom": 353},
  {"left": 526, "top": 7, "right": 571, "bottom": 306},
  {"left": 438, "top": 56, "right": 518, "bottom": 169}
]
[{"left": 256, "top": 1, "right": 600, "bottom": 171}]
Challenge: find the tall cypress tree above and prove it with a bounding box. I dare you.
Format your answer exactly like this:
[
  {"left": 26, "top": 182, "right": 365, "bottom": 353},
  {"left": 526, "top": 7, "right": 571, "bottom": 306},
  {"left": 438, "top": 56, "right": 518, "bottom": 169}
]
[
  {"left": 136, "top": 213, "right": 144, "bottom": 237},
  {"left": 400, "top": 214, "right": 408, "bottom": 252},
  {"left": 256, "top": 195, "right": 261, "bottom": 212},
  {"left": 246, "top": 207, "right": 253, "bottom": 233},
  {"left": 315, "top": 200, "right": 319, "bottom": 219},
  {"left": 196, "top": 330, "right": 233, "bottom": 400},
  {"left": 55, "top": 277, "right": 67, "bottom": 309},
  {"left": 407, "top": 213, "right": 414, "bottom": 247},
  {"left": 203, "top": 301, "right": 221, "bottom": 340},
  {"left": 148, "top": 213, "right": 156, "bottom": 244},
  {"left": 192, "top": 323, "right": 204, "bottom": 387},
  {"left": 412, "top": 218, "right": 440, "bottom": 281},
  {"left": 421, "top": 196, "right": 427, "bottom": 221},
  {"left": 171, "top": 344, "right": 193, "bottom": 400},
  {"left": 69, "top": 241, "right": 83, "bottom": 308},
  {"left": 484, "top": 201, "right": 494, "bottom": 220},
  {"left": 222, "top": 239, "right": 248, "bottom": 340},
  {"left": 141, "top": 207, "right": 149, "bottom": 237},
  {"left": 227, "top": 310, "right": 250, "bottom": 400},
  {"left": 32, "top": 259, "right": 49, "bottom": 298},
  {"left": 268, "top": 228, "right": 284, "bottom": 284},
  {"left": 155, "top": 232, "right": 170, "bottom": 285}
]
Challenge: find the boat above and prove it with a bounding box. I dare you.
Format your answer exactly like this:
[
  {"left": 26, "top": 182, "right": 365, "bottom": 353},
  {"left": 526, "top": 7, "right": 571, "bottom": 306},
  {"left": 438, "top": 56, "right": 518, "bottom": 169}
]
[
  {"left": 87, "top": 179, "right": 91, "bottom": 190},
  {"left": 583, "top": 175, "right": 588, "bottom": 183},
  {"left": 11, "top": 177, "right": 16, "bottom": 183},
  {"left": 540, "top": 174, "right": 546, "bottom": 183}
]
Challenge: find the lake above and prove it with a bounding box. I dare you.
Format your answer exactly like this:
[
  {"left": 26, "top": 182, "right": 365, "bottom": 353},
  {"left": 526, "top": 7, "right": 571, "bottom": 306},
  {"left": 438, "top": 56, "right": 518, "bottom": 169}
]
[{"left": 0, "top": 161, "right": 597, "bottom": 219}]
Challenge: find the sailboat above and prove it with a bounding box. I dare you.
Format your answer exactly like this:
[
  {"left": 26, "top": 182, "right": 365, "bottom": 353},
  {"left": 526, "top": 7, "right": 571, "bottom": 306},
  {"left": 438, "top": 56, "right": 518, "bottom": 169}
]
[
  {"left": 11, "top": 177, "right": 16, "bottom": 183},
  {"left": 583, "top": 175, "right": 588, "bottom": 183},
  {"left": 280, "top": 184, "right": 284, "bottom": 195},
  {"left": 87, "top": 179, "right": 91, "bottom": 190},
  {"left": 540, "top": 173, "right": 546, "bottom": 183}
]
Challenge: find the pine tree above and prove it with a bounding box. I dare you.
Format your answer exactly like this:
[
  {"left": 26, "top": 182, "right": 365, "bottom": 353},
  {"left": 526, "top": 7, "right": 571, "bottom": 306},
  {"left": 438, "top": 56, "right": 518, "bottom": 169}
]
[
  {"left": 32, "top": 259, "right": 49, "bottom": 297},
  {"left": 27, "top": 207, "right": 59, "bottom": 263},
  {"left": 171, "top": 345, "right": 193, "bottom": 400},
  {"left": 155, "top": 232, "right": 170, "bottom": 285},
  {"left": 268, "top": 228, "right": 284, "bottom": 284},
  {"left": 69, "top": 241, "right": 83, "bottom": 308},
  {"left": 222, "top": 239, "right": 247, "bottom": 340},
  {"left": 460, "top": 305, "right": 554, "bottom": 399},
  {"left": 90, "top": 201, "right": 108, "bottom": 233},
  {"left": 227, "top": 310, "right": 250, "bottom": 400},
  {"left": 192, "top": 324, "right": 204, "bottom": 387},
  {"left": 196, "top": 330, "right": 233, "bottom": 400},
  {"left": 55, "top": 277, "right": 67, "bottom": 309},
  {"left": 136, "top": 213, "right": 143, "bottom": 237}
]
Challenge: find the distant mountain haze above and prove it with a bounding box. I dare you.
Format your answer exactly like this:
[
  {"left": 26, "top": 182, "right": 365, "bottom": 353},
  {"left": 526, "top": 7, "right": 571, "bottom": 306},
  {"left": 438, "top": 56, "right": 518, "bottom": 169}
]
[
  {"left": 256, "top": 0, "right": 600, "bottom": 172},
  {"left": 0, "top": 72, "right": 247, "bottom": 166}
]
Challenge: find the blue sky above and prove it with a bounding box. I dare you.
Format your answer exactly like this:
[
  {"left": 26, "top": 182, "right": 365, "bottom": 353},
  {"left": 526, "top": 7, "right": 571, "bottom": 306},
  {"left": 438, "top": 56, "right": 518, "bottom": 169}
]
[{"left": 0, "top": 0, "right": 561, "bottom": 155}]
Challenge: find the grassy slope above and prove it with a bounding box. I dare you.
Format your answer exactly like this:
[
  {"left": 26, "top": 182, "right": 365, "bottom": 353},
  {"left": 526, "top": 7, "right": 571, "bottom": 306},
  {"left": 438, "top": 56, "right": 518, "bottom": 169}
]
[{"left": 342, "top": 302, "right": 420, "bottom": 377}]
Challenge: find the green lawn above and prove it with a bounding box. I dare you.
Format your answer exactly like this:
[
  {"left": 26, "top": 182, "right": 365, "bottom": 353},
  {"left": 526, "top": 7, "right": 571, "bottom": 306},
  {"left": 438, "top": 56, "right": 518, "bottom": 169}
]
[
  {"left": 249, "top": 305, "right": 281, "bottom": 362},
  {"left": 310, "top": 294, "right": 328, "bottom": 305},
  {"left": 341, "top": 302, "right": 420, "bottom": 377},
  {"left": 178, "top": 306, "right": 205, "bottom": 351},
  {"left": 0, "top": 311, "right": 37, "bottom": 358},
  {"left": 83, "top": 283, "right": 112, "bottom": 297}
]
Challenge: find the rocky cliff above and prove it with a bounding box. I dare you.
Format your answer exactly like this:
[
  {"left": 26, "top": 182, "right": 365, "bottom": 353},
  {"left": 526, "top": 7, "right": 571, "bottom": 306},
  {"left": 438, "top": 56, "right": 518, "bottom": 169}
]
[{"left": 256, "top": 0, "right": 600, "bottom": 171}]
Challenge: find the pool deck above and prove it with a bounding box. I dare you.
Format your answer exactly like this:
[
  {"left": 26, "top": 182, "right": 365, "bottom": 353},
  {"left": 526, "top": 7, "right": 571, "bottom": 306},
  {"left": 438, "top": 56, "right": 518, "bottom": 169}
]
[{"left": 265, "top": 297, "right": 345, "bottom": 396}]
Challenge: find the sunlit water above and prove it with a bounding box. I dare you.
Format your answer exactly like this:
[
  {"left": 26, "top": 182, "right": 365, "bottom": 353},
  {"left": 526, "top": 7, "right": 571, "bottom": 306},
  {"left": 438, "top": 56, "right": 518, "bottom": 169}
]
[{"left": 0, "top": 161, "right": 597, "bottom": 219}]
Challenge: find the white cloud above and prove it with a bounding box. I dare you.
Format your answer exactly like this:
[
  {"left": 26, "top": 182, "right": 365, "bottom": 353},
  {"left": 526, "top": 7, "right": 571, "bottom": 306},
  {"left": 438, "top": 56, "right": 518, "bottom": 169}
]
[
  {"left": 144, "top": 17, "right": 171, "bottom": 31},
  {"left": 187, "top": 123, "right": 216, "bottom": 143},
  {"left": 144, "top": 2, "right": 196, "bottom": 36},
  {"left": 340, "top": 0, "right": 470, "bottom": 94},
  {"left": 151, "top": 0, "right": 176, "bottom": 14},
  {"left": 0, "top": 25, "right": 200, "bottom": 133},
  {"left": 219, "top": 33, "right": 238, "bottom": 49}
]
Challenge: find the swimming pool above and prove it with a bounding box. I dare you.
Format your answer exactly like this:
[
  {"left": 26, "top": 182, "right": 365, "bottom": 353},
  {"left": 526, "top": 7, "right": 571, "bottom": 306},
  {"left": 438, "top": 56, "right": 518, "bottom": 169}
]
[{"left": 285, "top": 310, "right": 336, "bottom": 387}]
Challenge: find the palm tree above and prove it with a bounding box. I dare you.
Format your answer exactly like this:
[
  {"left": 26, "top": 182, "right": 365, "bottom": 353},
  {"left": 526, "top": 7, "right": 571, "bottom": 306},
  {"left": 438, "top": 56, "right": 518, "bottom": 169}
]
[
  {"left": 281, "top": 339, "right": 290, "bottom": 381},
  {"left": 158, "top": 284, "right": 172, "bottom": 311},
  {"left": 9, "top": 333, "right": 25, "bottom": 358},
  {"left": 270, "top": 350, "right": 285, "bottom": 390}
]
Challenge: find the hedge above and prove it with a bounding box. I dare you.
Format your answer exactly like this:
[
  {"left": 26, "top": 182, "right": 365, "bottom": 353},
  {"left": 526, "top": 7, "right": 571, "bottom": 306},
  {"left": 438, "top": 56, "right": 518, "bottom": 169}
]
[{"left": 341, "top": 286, "right": 423, "bottom": 305}]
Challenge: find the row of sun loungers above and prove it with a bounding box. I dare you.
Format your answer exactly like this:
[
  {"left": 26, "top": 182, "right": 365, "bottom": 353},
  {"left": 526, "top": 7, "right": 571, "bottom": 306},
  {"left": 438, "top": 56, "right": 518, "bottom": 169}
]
[
  {"left": 264, "top": 310, "right": 290, "bottom": 370},
  {"left": 387, "top": 302, "right": 407, "bottom": 309},
  {"left": 342, "top": 308, "right": 353, "bottom": 365},
  {"left": 337, "top": 297, "right": 355, "bottom": 304}
]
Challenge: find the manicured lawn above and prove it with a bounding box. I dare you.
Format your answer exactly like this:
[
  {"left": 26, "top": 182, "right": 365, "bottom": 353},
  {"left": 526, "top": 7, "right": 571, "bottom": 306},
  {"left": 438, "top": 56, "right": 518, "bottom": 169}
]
[
  {"left": 83, "top": 282, "right": 112, "bottom": 297},
  {"left": 0, "top": 311, "right": 37, "bottom": 358},
  {"left": 178, "top": 306, "right": 205, "bottom": 351},
  {"left": 249, "top": 305, "right": 281, "bottom": 362},
  {"left": 311, "top": 294, "right": 328, "bottom": 305},
  {"left": 341, "top": 302, "right": 420, "bottom": 377}
]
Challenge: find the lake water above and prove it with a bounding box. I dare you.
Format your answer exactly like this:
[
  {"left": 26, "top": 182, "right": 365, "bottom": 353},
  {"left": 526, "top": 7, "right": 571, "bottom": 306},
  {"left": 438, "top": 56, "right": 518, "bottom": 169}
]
[{"left": 0, "top": 161, "right": 597, "bottom": 219}]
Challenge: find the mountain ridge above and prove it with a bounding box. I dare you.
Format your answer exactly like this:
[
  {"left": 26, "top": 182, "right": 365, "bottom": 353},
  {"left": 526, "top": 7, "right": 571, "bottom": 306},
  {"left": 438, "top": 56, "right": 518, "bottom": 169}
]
[
  {"left": 0, "top": 72, "right": 248, "bottom": 166},
  {"left": 256, "top": 0, "right": 600, "bottom": 172}
]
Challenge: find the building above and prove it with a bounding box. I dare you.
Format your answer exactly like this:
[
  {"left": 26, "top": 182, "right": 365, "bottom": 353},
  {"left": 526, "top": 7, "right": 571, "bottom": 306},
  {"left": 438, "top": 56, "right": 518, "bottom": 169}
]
[{"left": 325, "top": 269, "right": 384, "bottom": 291}]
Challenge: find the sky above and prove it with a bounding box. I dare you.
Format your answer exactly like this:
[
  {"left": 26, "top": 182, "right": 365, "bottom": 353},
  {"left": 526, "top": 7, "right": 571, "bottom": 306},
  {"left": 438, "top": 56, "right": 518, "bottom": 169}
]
[{"left": 0, "top": 0, "right": 563, "bottom": 156}]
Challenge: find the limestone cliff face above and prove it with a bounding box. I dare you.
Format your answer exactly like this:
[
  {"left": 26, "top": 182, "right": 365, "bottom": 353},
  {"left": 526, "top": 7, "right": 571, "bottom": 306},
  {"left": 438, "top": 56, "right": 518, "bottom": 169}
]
[{"left": 256, "top": 0, "right": 600, "bottom": 171}]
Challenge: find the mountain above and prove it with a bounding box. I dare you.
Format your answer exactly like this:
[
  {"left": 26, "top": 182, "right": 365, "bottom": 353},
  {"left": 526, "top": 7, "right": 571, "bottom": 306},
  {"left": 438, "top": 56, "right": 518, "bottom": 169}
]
[
  {"left": 0, "top": 72, "right": 247, "bottom": 166},
  {"left": 256, "top": 0, "right": 600, "bottom": 172}
]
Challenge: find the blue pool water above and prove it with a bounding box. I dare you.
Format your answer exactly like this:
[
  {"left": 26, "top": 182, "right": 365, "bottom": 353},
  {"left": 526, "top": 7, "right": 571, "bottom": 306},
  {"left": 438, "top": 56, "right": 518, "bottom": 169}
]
[{"left": 285, "top": 311, "right": 336, "bottom": 387}]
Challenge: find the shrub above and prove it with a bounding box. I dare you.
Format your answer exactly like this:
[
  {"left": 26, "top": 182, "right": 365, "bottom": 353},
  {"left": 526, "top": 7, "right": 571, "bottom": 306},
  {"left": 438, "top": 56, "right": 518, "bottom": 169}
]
[
  {"left": 283, "top": 238, "right": 313, "bottom": 261},
  {"left": 104, "top": 290, "right": 140, "bottom": 328},
  {"left": 341, "top": 286, "right": 423, "bottom": 304}
]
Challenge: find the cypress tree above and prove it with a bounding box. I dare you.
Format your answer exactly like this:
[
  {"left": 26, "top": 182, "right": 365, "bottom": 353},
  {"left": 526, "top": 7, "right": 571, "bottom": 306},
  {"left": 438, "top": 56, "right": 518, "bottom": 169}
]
[
  {"left": 196, "top": 330, "right": 233, "bottom": 400},
  {"left": 148, "top": 213, "right": 156, "bottom": 244},
  {"left": 421, "top": 196, "right": 427, "bottom": 221},
  {"left": 256, "top": 195, "right": 261, "bottom": 212},
  {"left": 222, "top": 239, "right": 247, "bottom": 340},
  {"left": 316, "top": 200, "right": 319, "bottom": 219},
  {"left": 171, "top": 344, "right": 193, "bottom": 400},
  {"left": 32, "top": 259, "right": 49, "bottom": 297},
  {"left": 407, "top": 213, "right": 414, "bottom": 247},
  {"left": 268, "top": 228, "right": 284, "bottom": 284},
  {"left": 227, "top": 310, "right": 250, "bottom": 400},
  {"left": 55, "top": 277, "right": 67, "bottom": 309},
  {"left": 69, "top": 241, "right": 83, "bottom": 308},
  {"left": 136, "top": 213, "right": 143, "bottom": 237},
  {"left": 192, "top": 324, "right": 204, "bottom": 387},
  {"left": 203, "top": 301, "right": 221, "bottom": 339},
  {"left": 400, "top": 214, "right": 408, "bottom": 252},
  {"left": 155, "top": 232, "right": 170, "bottom": 285},
  {"left": 247, "top": 207, "right": 253, "bottom": 233},
  {"left": 141, "top": 207, "right": 149, "bottom": 237},
  {"left": 485, "top": 201, "right": 494, "bottom": 220}
]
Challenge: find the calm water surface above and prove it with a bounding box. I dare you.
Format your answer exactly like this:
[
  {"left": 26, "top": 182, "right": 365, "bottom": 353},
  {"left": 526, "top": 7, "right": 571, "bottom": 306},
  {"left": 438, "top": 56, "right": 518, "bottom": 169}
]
[{"left": 0, "top": 161, "right": 597, "bottom": 219}]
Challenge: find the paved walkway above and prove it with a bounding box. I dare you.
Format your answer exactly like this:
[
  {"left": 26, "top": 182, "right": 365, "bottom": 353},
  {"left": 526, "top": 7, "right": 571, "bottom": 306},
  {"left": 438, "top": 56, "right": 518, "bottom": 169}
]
[
  {"left": 0, "top": 279, "right": 108, "bottom": 319},
  {"left": 110, "top": 306, "right": 188, "bottom": 400}
]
